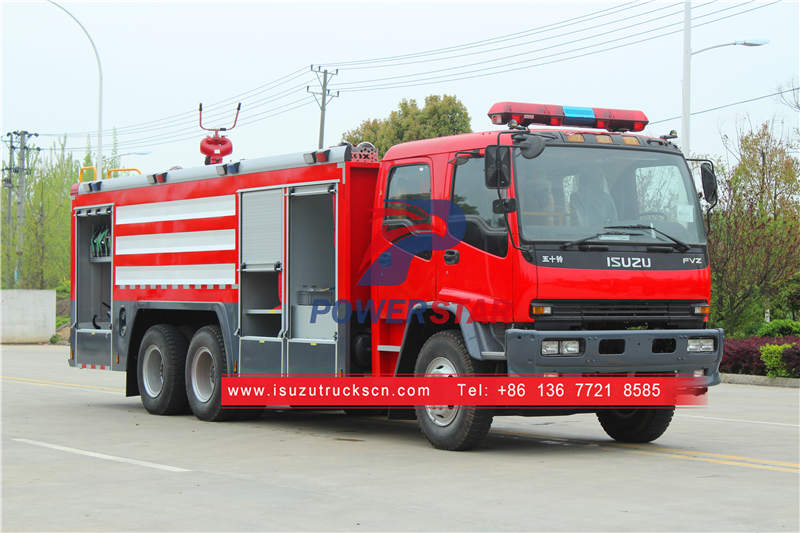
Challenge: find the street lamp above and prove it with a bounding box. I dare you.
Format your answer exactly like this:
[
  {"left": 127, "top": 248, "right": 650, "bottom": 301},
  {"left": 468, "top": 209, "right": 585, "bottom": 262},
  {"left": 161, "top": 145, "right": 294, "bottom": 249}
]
[
  {"left": 46, "top": 1, "right": 103, "bottom": 179},
  {"left": 681, "top": 2, "right": 768, "bottom": 155}
]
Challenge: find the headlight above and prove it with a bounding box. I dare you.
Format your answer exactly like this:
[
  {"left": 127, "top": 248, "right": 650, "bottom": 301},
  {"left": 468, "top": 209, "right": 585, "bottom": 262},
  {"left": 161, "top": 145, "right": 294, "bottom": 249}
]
[
  {"left": 693, "top": 304, "right": 711, "bottom": 315},
  {"left": 688, "top": 338, "right": 715, "bottom": 352},
  {"left": 541, "top": 339, "right": 581, "bottom": 355},
  {"left": 560, "top": 340, "right": 580, "bottom": 354},
  {"left": 541, "top": 340, "right": 560, "bottom": 355}
]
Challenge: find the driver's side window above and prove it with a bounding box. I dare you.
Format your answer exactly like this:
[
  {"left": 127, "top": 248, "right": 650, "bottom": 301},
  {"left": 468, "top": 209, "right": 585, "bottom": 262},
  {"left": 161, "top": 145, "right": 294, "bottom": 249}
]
[
  {"left": 451, "top": 157, "right": 508, "bottom": 257},
  {"left": 383, "top": 163, "right": 432, "bottom": 259}
]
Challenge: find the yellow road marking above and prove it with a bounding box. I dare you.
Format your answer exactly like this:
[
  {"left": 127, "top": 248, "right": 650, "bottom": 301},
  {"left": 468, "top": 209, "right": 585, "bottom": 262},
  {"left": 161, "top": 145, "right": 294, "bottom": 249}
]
[
  {"left": 1, "top": 375, "right": 124, "bottom": 393},
  {"left": 492, "top": 429, "right": 799, "bottom": 472},
  {"left": 612, "top": 442, "right": 800, "bottom": 468},
  {"left": 629, "top": 449, "right": 800, "bottom": 474}
]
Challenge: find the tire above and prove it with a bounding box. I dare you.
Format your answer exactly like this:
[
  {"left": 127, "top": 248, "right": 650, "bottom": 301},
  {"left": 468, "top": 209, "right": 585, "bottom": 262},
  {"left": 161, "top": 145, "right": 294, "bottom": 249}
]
[
  {"left": 185, "top": 325, "right": 232, "bottom": 421},
  {"left": 137, "top": 324, "right": 189, "bottom": 415},
  {"left": 413, "top": 330, "right": 494, "bottom": 451},
  {"left": 596, "top": 408, "right": 675, "bottom": 443}
]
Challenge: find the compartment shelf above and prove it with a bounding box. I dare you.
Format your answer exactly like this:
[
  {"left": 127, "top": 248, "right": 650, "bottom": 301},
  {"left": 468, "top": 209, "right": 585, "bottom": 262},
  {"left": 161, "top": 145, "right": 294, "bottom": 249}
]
[
  {"left": 88, "top": 256, "right": 112, "bottom": 263},
  {"left": 240, "top": 270, "right": 282, "bottom": 337}
]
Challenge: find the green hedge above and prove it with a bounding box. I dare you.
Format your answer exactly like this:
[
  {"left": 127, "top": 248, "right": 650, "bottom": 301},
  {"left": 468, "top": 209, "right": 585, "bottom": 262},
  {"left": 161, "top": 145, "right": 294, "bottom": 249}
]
[
  {"left": 755, "top": 319, "right": 800, "bottom": 337},
  {"left": 759, "top": 344, "right": 796, "bottom": 378}
]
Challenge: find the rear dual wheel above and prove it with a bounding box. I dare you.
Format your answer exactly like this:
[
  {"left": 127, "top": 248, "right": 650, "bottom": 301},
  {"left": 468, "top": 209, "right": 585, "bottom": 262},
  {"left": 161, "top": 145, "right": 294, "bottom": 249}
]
[
  {"left": 138, "top": 324, "right": 258, "bottom": 420},
  {"left": 185, "top": 325, "right": 231, "bottom": 421},
  {"left": 137, "top": 324, "right": 189, "bottom": 415},
  {"left": 184, "top": 325, "right": 261, "bottom": 421}
]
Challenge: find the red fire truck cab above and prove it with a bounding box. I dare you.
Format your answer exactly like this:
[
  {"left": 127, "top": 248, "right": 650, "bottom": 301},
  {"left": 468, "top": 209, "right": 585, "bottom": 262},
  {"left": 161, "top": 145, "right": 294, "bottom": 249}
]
[{"left": 70, "top": 102, "right": 723, "bottom": 450}]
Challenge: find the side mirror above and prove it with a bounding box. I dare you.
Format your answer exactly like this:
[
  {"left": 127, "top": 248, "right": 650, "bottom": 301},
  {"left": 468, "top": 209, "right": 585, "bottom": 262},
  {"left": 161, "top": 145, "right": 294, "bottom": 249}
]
[
  {"left": 492, "top": 198, "right": 517, "bottom": 214},
  {"left": 519, "top": 136, "right": 546, "bottom": 159},
  {"left": 485, "top": 145, "right": 511, "bottom": 189},
  {"left": 700, "top": 162, "right": 718, "bottom": 204}
]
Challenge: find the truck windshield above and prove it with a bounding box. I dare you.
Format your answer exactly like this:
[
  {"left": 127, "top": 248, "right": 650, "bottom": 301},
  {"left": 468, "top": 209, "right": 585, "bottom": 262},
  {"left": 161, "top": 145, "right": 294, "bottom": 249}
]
[{"left": 514, "top": 146, "right": 706, "bottom": 245}]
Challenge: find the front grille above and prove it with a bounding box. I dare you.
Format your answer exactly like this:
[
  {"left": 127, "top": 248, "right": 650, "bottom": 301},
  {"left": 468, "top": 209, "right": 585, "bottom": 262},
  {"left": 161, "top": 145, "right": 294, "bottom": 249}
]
[
  {"left": 534, "top": 300, "right": 701, "bottom": 330},
  {"left": 549, "top": 300, "right": 696, "bottom": 320}
]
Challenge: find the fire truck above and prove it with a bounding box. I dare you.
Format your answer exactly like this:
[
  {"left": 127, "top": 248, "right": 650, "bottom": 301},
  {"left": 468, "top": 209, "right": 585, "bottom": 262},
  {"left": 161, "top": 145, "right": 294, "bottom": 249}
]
[{"left": 70, "top": 102, "right": 724, "bottom": 450}]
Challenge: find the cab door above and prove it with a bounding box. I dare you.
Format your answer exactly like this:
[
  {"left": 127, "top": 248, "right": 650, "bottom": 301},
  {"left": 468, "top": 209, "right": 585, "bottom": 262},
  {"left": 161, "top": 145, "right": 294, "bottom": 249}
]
[
  {"left": 367, "top": 158, "right": 436, "bottom": 373},
  {"left": 372, "top": 158, "right": 437, "bottom": 308},
  {"left": 437, "top": 155, "right": 513, "bottom": 323}
]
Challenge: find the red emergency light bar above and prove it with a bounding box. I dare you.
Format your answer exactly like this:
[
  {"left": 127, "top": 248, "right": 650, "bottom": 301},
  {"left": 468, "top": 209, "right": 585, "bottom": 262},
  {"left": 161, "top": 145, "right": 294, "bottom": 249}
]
[{"left": 488, "top": 102, "right": 648, "bottom": 132}]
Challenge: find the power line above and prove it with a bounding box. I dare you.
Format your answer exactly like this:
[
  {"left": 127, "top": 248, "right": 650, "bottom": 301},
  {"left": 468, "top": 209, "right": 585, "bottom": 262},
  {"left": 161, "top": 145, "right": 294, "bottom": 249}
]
[
  {"left": 47, "top": 84, "right": 316, "bottom": 151},
  {"left": 91, "top": 80, "right": 313, "bottom": 139},
  {"left": 29, "top": 1, "right": 665, "bottom": 141},
  {"left": 37, "top": 67, "right": 310, "bottom": 138},
  {"left": 333, "top": 0, "right": 759, "bottom": 91},
  {"left": 48, "top": 4, "right": 659, "bottom": 142},
  {"left": 335, "top": 0, "right": 776, "bottom": 92},
  {"left": 31, "top": 87, "right": 790, "bottom": 154},
  {"left": 317, "top": 0, "right": 647, "bottom": 68},
  {"left": 649, "top": 88, "right": 800, "bottom": 125},
  {"left": 29, "top": 0, "right": 781, "bottom": 153},
  {"left": 333, "top": 1, "right": 687, "bottom": 72},
  {"left": 331, "top": 0, "right": 716, "bottom": 88},
  {"left": 102, "top": 97, "right": 317, "bottom": 152}
]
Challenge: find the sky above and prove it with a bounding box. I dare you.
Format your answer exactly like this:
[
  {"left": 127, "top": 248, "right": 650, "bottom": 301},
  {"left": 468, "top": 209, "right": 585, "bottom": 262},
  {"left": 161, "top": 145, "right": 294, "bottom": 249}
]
[{"left": 2, "top": 0, "right": 798, "bottom": 175}]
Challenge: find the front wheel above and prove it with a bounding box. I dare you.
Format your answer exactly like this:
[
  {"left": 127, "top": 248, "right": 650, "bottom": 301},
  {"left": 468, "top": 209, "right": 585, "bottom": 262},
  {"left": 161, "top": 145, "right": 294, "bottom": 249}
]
[
  {"left": 596, "top": 408, "right": 675, "bottom": 442},
  {"left": 414, "top": 330, "right": 494, "bottom": 451}
]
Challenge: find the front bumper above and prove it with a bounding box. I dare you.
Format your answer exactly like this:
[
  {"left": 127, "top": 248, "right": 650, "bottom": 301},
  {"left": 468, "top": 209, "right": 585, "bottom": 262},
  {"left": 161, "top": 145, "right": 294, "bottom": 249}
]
[{"left": 505, "top": 328, "right": 724, "bottom": 386}]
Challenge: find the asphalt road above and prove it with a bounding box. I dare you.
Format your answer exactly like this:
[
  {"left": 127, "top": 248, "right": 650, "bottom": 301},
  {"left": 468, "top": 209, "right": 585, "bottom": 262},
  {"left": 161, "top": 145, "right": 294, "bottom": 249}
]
[{"left": 2, "top": 344, "right": 798, "bottom": 532}]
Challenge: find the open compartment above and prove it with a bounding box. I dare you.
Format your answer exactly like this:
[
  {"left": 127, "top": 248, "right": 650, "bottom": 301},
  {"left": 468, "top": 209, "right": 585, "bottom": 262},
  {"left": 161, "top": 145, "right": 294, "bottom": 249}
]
[
  {"left": 240, "top": 270, "right": 282, "bottom": 337},
  {"left": 73, "top": 206, "right": 113, "bottom": 367},
  {"left": 288, "top": 190, "right": 336, "bottom": 340},
  {"left": 75, "top": 208, "right": 113, "bottom": 330}
]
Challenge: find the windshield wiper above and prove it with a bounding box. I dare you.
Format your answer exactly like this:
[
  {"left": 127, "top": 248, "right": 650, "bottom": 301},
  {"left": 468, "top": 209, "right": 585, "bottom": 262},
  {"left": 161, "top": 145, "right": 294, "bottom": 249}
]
[
  {"left": 560, "top": 230, "right": 643, "bottom": 250},
  {"left": 604, "top": 224, "right": 690, "bottom": 252}
]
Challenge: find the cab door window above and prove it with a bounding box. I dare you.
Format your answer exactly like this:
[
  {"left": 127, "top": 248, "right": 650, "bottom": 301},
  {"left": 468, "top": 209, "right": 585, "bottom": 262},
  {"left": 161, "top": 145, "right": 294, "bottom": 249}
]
[
  {"left": 451, "top": 157, "right": 508, "bottom": 257},
  {"left": 384, "top": 163, "right": 432, "bottom": 259}
]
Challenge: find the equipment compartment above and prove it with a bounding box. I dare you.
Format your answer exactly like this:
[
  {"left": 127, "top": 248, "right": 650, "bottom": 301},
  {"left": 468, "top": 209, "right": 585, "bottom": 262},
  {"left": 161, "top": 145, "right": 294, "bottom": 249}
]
[
  {"left": 73, "top": 206, "right": 113, "bottom": 367},
  {"left": 75, "top": 207, "right": 113, "bottom": 330}
]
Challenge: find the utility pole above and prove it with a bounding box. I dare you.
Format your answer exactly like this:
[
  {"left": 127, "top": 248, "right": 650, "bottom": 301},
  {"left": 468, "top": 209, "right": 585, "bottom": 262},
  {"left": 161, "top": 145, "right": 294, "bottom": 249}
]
[
  {"left": 8, "top": 130, "right": 39, "bottom": 285},
  {"left": 307, "top": 66, "right": 339, "bottom": 149},
  {"left": 16, "top": 131, "right": 29, "bottom": 232},
  {"left": 681, "top": 0, "right": 691, "bottom": 156},
  {"left": 3, "top": 134, "right": 16, "bottom": 227}
]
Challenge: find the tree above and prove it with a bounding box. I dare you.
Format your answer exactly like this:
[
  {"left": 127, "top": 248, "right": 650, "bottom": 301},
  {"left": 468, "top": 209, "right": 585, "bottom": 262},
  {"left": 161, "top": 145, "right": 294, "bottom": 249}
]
[
  {"left": 708, "top": 121, "right": 800, "bottom": 335},
  {"left": 19, "top": 142, "right": 76, "bottom": 289},
  {"left": 0, "top": 131, "right": 124, "bottom": 290},
  {"left": 343, "top": 94, "right": 472, "bottom": 156}
]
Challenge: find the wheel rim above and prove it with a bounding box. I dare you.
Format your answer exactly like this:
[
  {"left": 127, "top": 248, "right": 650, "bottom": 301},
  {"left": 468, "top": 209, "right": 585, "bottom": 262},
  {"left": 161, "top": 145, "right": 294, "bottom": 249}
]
[
  {"left": 142, "top": 344, "right": 164, "bottom": 398},
  {"left": 191, "top": 347, "right": 215, "bottom": 403},
  {"left": 424, "top": 356, "right": 459, "bottom": 427}
]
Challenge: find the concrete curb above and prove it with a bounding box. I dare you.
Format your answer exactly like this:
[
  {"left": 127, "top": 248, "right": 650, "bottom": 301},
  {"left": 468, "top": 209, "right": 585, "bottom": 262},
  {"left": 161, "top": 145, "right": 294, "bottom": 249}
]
[{"left": 721, "top": 373, "right": 799, "bottom": 388}]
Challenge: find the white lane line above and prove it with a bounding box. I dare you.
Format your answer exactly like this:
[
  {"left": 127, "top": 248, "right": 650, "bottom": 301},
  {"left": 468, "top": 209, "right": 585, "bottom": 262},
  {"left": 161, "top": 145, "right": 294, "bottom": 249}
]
[
  {"left": 13, "top": 438, "right": 190, "bottom": 472},
  {"left": 682, "top": 414, "right": 799, "bottom": 428}
]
